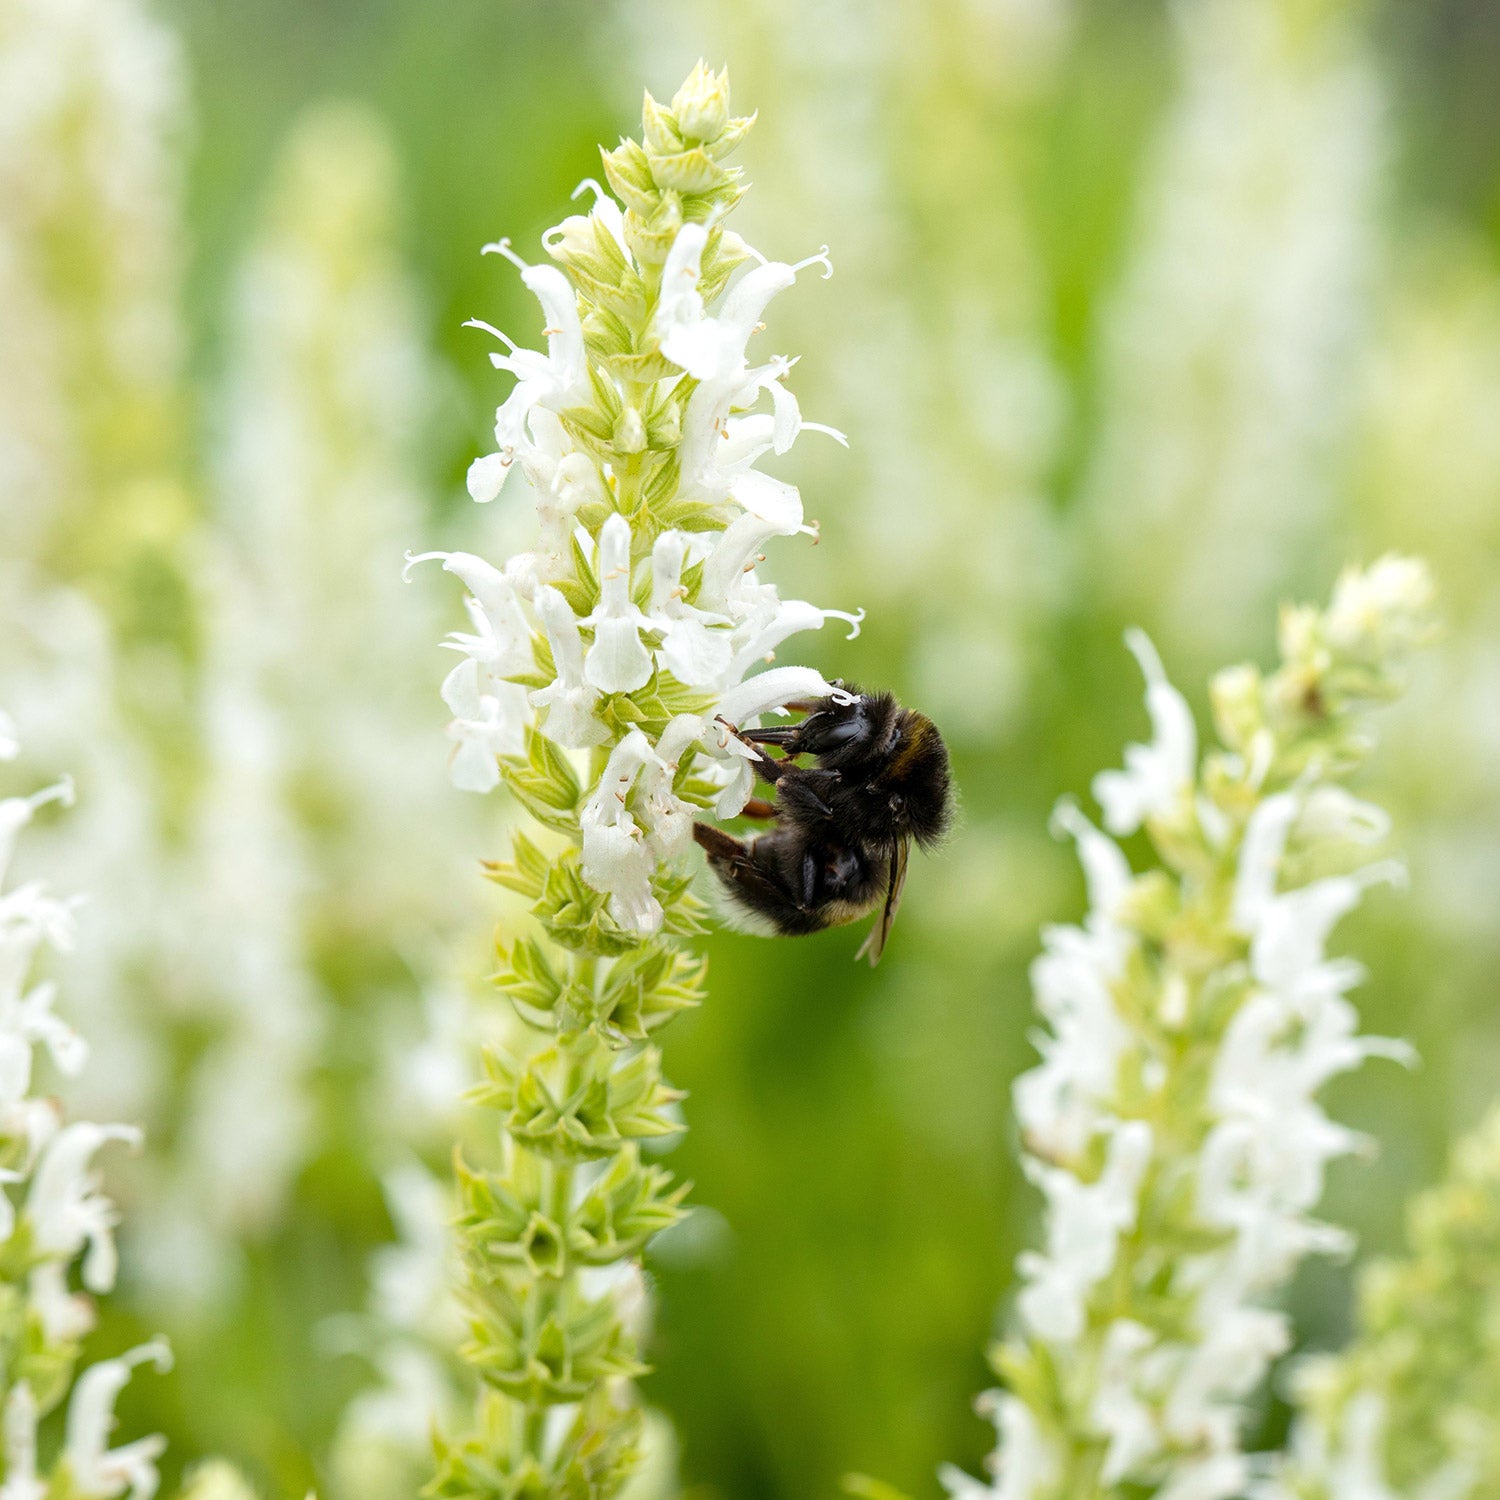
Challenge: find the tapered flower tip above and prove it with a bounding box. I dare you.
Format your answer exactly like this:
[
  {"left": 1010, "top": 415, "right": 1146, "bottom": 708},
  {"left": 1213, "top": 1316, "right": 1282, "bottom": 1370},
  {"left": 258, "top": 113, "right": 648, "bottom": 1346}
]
[
  {"left": 670, "top": 61, "right": 732, "bottom": 142},
  {"left": 63, "top": 1340, "right": 173, "bottom": 1500},
  {"left": 1322, "top": 554, "right": 1438, "bottom": 660}
]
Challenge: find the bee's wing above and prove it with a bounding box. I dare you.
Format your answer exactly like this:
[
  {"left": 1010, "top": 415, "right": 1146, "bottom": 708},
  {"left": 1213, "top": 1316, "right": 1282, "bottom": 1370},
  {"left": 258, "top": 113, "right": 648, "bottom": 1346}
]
[{"left": 855, "top": 839, "right": 910, "bottom": 967}]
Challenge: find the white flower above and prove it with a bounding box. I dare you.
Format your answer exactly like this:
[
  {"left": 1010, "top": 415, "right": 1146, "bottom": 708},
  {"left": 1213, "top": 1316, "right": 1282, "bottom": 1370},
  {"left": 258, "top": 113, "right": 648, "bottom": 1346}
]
[
  {"left": 1323, "top": 554, "right": 1436, "bottom": 659},
  {"left": 1262, "top": 1392, "right": 1399, "bottom": 1500},
  {"left": 649, "top": 530, "right": 733, "bottom": 687},
  {"left": 582, "top": 513, "right": 653, "bottom": 694},
  {"left": 580, "top": 731, "right": 660, "bottom": 934},
  {"left": 707, "top": 667, "right": 843, "bottom": 819},
  {"left": 939, "top": 1393, "right": 1059, "bottom": 1500},
  {"left": 0, "top": 1383, "right": 44, "bottom": 1500},
  {"left": 0, "top": 776, "right": 75, "bottom": 890},
  {"left": 657, "top": 224, "right": 828, "bottom": 386},
  {"left": 1091, "top": 1320, "right": 1159, "bottom": 1483},
  {"left": 1154, "top": 1454, "right": 1248, "bottom": 1500},
  {"left": 1293, "top": 785, "right": 1390, "bottom": 846},
  {"left": 406, "top": 550, "right": 534, "bottom": 680},
  {"left": 0, "top": 883, "right": 79, "bottom": 1012},
  {"left": 1013, "top": 803, "right": 1135, "bottom": 1160},
  {"left": 464, "top": 239, "right": 588, "bottom": 503},
  {"left": 540, "top": 178, "right": 629, "bottom": 262},
  {"left": 0, "top": 978, "right": 86, "bottom": 1112},
  {"left": 726, "top": 597, "right": 863, "bottom": 684},
  {"left": 530, "top": 586, "right": 607, "bottom": 749},
  {"left": 1093, "top": 629, "right": 1197, "bottom": 835},
  {"left": 26, "top": 1120, "right": 141, "bottom": 1336},
  {"left": 636, "top": 716, "right": 704, "bottom": 862},
  {"left": 62, "top": 1340, "right": 173, "bottom": 1500},
  {"left": 1016, "top": 1119, "right": 1153, "bottom": 1342},
  {"left": 369, "top": 1161, "right": 454, "bottom": 1331},
  {"left": 698, "top": 512, "right": 793, "bottom": 623},
  {"left": 439, "top": 659, "right": 528, "bottom": 794}
]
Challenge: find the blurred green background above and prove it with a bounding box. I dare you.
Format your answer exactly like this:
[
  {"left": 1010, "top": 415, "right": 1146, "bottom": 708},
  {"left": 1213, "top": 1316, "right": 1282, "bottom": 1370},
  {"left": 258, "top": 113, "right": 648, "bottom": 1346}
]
[{"left": 4, "top": 1, "right": 1500, "bottom": 1498}]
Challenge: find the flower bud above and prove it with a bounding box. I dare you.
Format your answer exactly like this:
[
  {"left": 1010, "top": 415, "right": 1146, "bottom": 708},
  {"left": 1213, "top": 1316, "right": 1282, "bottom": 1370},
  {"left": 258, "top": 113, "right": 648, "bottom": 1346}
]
[
  {"left": 670, "top": 61, "right": 731, "bottom": 143},
  {"left": 1209, "top": 661, "right": 1264, "bottom": 751}
]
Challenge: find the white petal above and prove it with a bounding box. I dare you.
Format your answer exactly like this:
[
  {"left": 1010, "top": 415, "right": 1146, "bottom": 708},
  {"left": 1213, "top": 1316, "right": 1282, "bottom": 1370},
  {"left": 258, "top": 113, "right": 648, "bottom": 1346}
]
[
  {"left": 717, "top": 667, "right": 836, "bottom": 728},
  {"left": 660, "top": 619, "right": 734, "bottom": 687},
  {"left": 466, "top": 451, "right": 514, "bottom": 503},
  {"left": 584, "top": 620, "right": 654, "bottom": 694}
]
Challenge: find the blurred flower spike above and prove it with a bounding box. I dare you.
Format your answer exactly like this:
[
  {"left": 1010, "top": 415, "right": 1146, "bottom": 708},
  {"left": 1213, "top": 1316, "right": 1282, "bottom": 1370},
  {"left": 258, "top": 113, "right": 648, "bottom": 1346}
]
[
  {"left": 416, "top": 64, "right": 855, "bottom": 1499},
  {"left": 942, "top": 558, "right": 1436, "bottom": 1500},
  {"left": 0, "top": 737, "right": 170, "bottom": 1500},
  {"left": 1263, "top": 1101, "right": 1500, "bottom": 1500}
]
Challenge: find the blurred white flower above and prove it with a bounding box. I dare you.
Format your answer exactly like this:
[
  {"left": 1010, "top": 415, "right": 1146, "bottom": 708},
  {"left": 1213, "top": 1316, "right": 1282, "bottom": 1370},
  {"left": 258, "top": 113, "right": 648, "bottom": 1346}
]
[
  {"left": 61, "top": 1341, "right": 173, "bottom": 1500},
  {"left": 1093, "top": 630, "right": 1197, "bottom": 835}
]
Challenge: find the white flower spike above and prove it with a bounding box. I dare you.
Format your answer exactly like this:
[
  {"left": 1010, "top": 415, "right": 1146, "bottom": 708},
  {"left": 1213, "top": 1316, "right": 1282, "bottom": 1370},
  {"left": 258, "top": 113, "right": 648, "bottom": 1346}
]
[{"left": 947, "top": 561, "right": 1434, "bottom": 1500}]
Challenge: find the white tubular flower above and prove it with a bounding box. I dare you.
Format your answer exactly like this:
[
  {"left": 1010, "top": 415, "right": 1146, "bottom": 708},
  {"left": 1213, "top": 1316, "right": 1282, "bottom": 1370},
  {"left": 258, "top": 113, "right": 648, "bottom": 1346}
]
[
  {"left": 26, "top": 1120, "right": 141, "bottom": 1295},
  {"left": 1093, "top": 629, "right": 1197, "bottom": 835},
  {"left": 726, "top": 598, "right": 864, "bottom": 686},
  {"left": 656, "top": 223, "right": 778, "bottom": 383},
  {"left": 1015, "top": 1120, "right": 1153, "bottom": 1343},
  {"left": 649, "top": 531, "right": 733, "bottom": 687},
  {"left": 530, "top": 586, "right": 608, "bottom": 749},
  {"left": 0, "top": 743, "right": 169, "bottom": 1487},
  {"left": 408, "top": 551, "right": 534, "bottom": 680},
  {"left": 580, "top": 731, "right": 661, "bottom": 934},
  {"left": 0, "top": 1383, "right": 44, "bottom": 1500},
  {"left": 583, "top": 514, "right": 654, "bottom": 693},
  {"left": 1322, "top": 553, "right": 1437, "bottom": 660},
  {"left": 0, "top": 980, "right": 86, "bottom": 1119},
  {"left": 61, "top": 1340, "right": 173, "bottom": 1500},
  {"left": 0, "top": 778, "right": 72, "bottom": 888},
  {"left": 465, "top": 241, "right": 588, "bottom": 504},
  {"left": 440, "top": 659, "right": 528, "bottom": 794},
  {"left": 947, "top": 563, "right": 1433, "bottom": 1500}
]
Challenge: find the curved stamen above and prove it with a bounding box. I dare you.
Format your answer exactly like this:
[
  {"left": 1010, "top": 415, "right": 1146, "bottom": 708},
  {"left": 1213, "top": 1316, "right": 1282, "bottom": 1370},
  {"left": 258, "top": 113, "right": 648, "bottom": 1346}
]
[
  {"left": 570, "top": 177, "right": 611, "bottom": 206},
  {"left": 792, "top": 245, "right": 833, "bottom": 279},
  {"left": 824, "top": 607, "right": 865, "bottom": 641},
  {"left": 402, "top": 549, "right": 447, "bottom": 582},
  {"left": 462, "top": 318, "right": 520, "bottom": 353},
  {"left": 481, "top": 237, "right": 531, "bottom": 273}
]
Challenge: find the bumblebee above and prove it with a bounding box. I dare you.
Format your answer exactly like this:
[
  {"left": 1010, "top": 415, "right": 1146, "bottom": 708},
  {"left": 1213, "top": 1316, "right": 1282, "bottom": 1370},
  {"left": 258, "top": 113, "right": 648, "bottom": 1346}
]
[{"left": 692, "top": 686, "right": 954, "bottom": 964}]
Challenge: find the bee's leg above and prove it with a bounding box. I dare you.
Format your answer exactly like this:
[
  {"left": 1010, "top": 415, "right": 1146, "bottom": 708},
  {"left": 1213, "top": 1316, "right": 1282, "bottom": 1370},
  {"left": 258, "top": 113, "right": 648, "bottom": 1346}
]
[
  {"left": 777, "top": 774, "right": 835, "bottom": 821},
  {"left": 740, "top": 798, "right": 778, "bottom": 821},
  {"left": 693, "top": 821, "right": 820, "bottom": 931},
  {"left": 692, "top": 822, "right": 749, "bottom": 862},
  {"left": 712, "top": 716, "right": 795, "bottom": 785},
  {"left": 739, "top": 724, "right": 805, "bottom": 750}
]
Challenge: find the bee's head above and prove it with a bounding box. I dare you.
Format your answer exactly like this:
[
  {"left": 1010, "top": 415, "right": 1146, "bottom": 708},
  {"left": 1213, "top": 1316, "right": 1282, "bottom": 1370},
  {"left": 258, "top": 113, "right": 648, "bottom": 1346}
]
[{"left": 880, "top": 707, "right": 954, "bottom": 848}]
